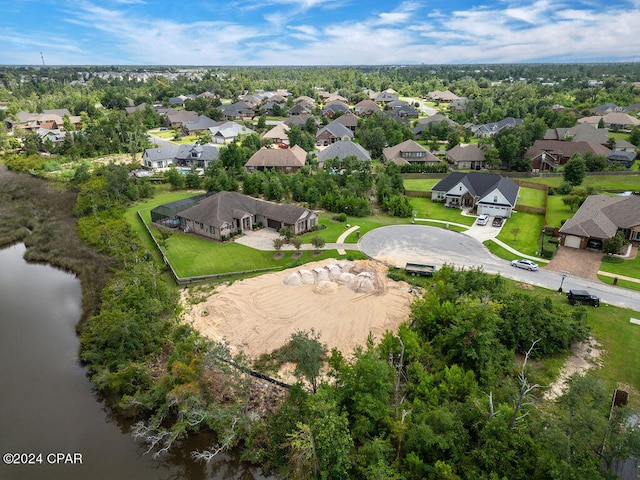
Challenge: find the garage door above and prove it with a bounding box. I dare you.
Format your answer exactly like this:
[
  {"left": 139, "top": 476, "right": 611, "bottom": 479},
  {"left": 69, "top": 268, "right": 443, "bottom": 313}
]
[
  {"left": 267, "top": 218, "right": 281, "bottom": 229},
  {"left": 564, "top": 235, "right": 582, "bottom": 249},
  {"left": 478, "top": 206, "right": 507, "bottom": 217}
]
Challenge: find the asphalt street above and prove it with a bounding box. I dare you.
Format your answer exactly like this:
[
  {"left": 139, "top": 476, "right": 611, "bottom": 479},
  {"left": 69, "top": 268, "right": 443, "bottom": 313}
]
[{"left": 358, "top": 225, "right": 640, "bottom": 312}]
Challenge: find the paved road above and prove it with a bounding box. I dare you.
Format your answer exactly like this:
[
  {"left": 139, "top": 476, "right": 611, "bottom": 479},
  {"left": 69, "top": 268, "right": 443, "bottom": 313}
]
[{"left": 359, "top": 225, "right": 640, "bottom": 312}]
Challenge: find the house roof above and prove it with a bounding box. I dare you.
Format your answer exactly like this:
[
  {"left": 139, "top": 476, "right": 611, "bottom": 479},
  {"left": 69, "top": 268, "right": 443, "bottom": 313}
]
[
  {"left": 353, "top": 99, "right": 380, "bottom": 114},
  {"left": 559, "top": 195, "right": 640, "bottom": 238},
  {"left": 578, "top": 112, "right": 640, "bottom": 127},
  {"left": 317, "top": 141, "right": 371, "bottom": 164},
  {"left": 382, "top": 139, "right": 429, "bottom": 162},
  {"left": 143, "top": 143, "right": 220, "bottom": 163},
  {"left": 208, "top": 121, "right": 255, "bottom": 139},
  {"left": 472, "top": 117, "right": 523, "bottom": 135},
  {"left": 525, "top": 140, "right": 611, "bottom": 160},
  {"left": 178, "top": 191, "right": 315, "bottom": 229},
  {"left": 446, "top": 143, "right": 485, "bottom": 162},
  {"left": 543, "top": 123, "right": 608, "bottom": 144},
  {"left": 183, "top": 115, "right": 219, "bottom": 132},
  {"left": 427, "top": 90, "right": 461, "bottom": 102},
  {"left": 262, "top": 123, "right": 290, "bottom": 141},
  {"left": 288, "top": 104, "right": 312, "bottom": 115},
  {"left": 245, "top": 145, "right": 307, "bottom": 168},
  {"left": 284, "top": 114, "right": 317, "bottom": 127},
  {"left": 165, "top": 109, "right": 199, "bottom": 124},
  {"left": 317, "top": 121, "right": 354, "bottom": 139},
  {"left": 432, "top": 172, "right": 519, "bottom": 206},
  {"left": 331, "top": 112, "right": 359, "bottom": 128}
]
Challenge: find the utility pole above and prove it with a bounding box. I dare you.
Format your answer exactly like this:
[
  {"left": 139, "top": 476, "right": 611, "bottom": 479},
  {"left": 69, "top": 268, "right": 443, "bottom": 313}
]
[{"left": 40, "top": 52, "right": 45, "bottom": 66}]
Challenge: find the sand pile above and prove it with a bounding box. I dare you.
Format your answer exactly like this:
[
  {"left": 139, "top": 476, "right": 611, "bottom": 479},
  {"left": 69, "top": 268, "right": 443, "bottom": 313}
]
[
  {"left": 183, "top": 259, "right": 414, "bottom": 358},
  {"left": 282, "top": 261, "right": 377, "bottom": 294}
]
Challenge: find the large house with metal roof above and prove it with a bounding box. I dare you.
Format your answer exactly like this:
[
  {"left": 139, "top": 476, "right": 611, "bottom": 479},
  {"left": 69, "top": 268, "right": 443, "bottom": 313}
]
[
  {"left": 176, "top": 191, "right": 319, "bottom": 241},
  {"left": 558, "top": 195, "right": 640, "bottom": 249},
  {"left": 431, "top": 172, "right": 520, "bottom": 218}
]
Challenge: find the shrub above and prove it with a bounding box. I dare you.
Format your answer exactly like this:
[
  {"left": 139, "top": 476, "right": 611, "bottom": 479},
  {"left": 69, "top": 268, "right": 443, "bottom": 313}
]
[
  {"left": 548, "top": 187, "right": 556, "bottom": 196},
  {"left": 558, "top": 182, "right": 573, "bottom": 195}
]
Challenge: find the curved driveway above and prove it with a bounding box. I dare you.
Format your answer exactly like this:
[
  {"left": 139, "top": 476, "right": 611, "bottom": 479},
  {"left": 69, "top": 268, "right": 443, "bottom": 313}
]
[{"left": 359, "top": 225, "right": 640, "bottom": 312}]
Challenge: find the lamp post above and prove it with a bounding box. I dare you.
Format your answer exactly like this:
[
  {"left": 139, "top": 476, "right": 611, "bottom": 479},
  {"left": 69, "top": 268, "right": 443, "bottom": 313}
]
[
  {"left": 559, "top": 271, "right": 569, "bottom": 293},
  {"left": 539, "top": 228, "right": 545, "bottom": 257}
]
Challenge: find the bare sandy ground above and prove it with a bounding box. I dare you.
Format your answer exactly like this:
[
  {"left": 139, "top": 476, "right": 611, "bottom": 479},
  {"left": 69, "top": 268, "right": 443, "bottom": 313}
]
[{"left": 182, "top": 259, "right": 415, "bottom": 358}]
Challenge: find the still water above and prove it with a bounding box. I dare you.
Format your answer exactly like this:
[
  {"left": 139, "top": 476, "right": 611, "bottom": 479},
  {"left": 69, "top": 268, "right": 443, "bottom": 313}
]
[{"left": 0, "top": 243, "right": 271, "bottom": 480}]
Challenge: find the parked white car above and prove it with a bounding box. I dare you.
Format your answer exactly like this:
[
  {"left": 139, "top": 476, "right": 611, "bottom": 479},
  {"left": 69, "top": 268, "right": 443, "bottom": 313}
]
[
  {"left": 511, "top": 259, "right": 539, "bottom": 271},
  {"left": 476, "top": 214, "right": 489, "bottom": 226}
]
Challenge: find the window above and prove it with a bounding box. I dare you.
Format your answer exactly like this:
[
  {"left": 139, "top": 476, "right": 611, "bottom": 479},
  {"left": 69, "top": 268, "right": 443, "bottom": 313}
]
[
  {"left": 493, "top": 196, "right": 498, "bottom": 202},
  {"left": 210, "top": 226, "right": 215, "bottom": 234}
]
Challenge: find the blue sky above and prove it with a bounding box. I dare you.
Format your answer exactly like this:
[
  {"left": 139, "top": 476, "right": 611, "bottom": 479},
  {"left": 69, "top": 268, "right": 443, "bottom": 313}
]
[{"left": 1, "top": 0, "right": 639, "bottom": 65}]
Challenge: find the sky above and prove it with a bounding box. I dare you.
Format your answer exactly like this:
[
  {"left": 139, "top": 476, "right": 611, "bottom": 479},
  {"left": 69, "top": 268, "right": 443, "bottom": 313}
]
[{"left": 1, "top": 0, "right": 639, "bottom": 66}]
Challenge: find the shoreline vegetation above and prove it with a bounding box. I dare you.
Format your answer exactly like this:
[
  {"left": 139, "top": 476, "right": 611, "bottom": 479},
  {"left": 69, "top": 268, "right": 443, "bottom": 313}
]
[{"left": 0, "top": 166, "right": 113, "bottom": 327}]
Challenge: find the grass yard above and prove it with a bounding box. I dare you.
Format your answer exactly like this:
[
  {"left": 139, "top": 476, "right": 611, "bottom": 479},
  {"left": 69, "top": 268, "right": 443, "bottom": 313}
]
[
  {"left": 157, "top": 229, "right": 363, "bottom": 277},
  {"left": 496, "top": 211, "right": 546, "bottom": 257},
  {"left": 526, "top": 174, "right": 640, "bottom": 191},
  {"left": 152, "top": 129, "right": 176, "bottom": 139},
  {"left": 545, "top": 194, "right": 577, "bottom": 228},
  {"left": 599, "top": 251, "right": 640, "bottom": 278},
  {"left": 409, "top": 197, "right": 477, "bottom": 226},
  {"left": 516, "top": 186, "right": 547, "bottom": 208},
  {"left": 598, "top": 275, "right": 640, "bottom": 292},
  {"left": 403, "top": 178, "right": 440, "bottom": 192}
]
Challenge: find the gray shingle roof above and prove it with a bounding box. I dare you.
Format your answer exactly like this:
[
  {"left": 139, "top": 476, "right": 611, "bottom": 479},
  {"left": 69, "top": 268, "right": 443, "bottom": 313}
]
[
  {"left": 177, "top": 191, "right": 314, "bottom": 228},
  {"left": 559, "top": 195, "right": 640, "bottom": 238},
  {"left": 317, "top": 141, "right": 371, "bottom": 164}
]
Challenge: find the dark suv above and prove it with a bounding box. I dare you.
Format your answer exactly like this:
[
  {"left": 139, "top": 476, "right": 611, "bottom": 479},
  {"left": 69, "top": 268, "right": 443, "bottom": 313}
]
[{"left": 567, "top": 289, "right": 600, "bottom": 307}]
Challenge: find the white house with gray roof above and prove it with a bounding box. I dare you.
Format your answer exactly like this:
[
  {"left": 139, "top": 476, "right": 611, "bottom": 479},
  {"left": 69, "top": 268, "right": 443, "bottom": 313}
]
[
  {"left": 431, "top": 172, "right": 520, "bottom": 218},
  {"left": 208, "top": 121, "right": 255, "bottom": 144}
]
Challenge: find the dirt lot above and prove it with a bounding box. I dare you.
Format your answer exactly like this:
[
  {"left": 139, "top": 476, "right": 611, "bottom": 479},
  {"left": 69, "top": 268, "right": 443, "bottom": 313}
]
[{"left": 182, "top": 259, "right": 415, "bottom": 358}]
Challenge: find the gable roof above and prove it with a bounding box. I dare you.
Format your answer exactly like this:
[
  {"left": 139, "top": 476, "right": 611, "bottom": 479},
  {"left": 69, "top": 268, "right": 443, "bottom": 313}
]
[
  {"left": 446, "top": 143, "right": 485, "bottom": 162},
  {"left": 143, "top": 143, "right": 220, "bottom": 163},
  {"left": 525, "top": 140, "right": 611, "bottom": 160},
  {"left": 382, "top": 139, "right": 429, "bottom": 162},
  {"left": 472, "top": 117, "right": 523, "bottom": 135},
  {"left": 432, "top": 172, "right": 519, "bottom": 206},
  {"left": 208, "top": 121, "right": 255, "bottom": 139},
  {"left": 317, "top": 121, "right": 354, "bottom": 139},
  {"left": 317, "top": 141, "right": 371, "bottom": 164},
  {"left": 178, "top": 191, "right": 315, "bottom": 228},
  {"left": 353, "top": 99, "right": 380, "bottom": 114},
  {"left": 183, "top": 115, "right": 219, "bottom": 132},
  {"left": 262, "top": 123, "right": 290, "bottom": 141},
  {"left": 559, "top": 195, "right": 640, "bottom": 238},
  {"left": 245, "top": 145, "right": 307, "bottom": 168},
  {"left": 331, "top": 112, "right": 359, "bottom": 128}
]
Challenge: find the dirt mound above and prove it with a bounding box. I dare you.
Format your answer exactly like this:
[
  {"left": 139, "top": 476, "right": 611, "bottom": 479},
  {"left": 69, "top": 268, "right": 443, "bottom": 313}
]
[{"left": 182, "top": 259, "right": 413, "bottom": 358}]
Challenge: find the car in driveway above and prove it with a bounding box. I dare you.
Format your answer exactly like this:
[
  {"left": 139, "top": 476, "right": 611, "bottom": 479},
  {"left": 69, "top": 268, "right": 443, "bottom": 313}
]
[
  {"left": 476, "top": 214, "right": 489, "bottom": 226},
  {"left": 492, "top": 216, "right": 504, "bottom": 227},
  {"left": 511, "top": 259, "right": 539, "bottom": 271},
  {"left": 567, "top": 289, "right": 600, "bottom": 307}
]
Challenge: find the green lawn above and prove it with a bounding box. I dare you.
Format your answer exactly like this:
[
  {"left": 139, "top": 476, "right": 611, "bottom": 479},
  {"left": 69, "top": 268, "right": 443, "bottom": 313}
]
[
  {"left": 599, "top": 251, "right": 640, "bottom": 278},
  {"left": 403, "top": 178, "right": 440, "bottom": 192},
  {"left": 158, "top": 230, "right": 362, "bottom": 277},
  {"left": 545, "top": 194, "right": 576, "bottom": 228},
  {"left": 598, "top": 275, "right": 640, "bottom": 292},
  {"left": 516, "top": 186, "right": 547, "bottom": 208},
  {"left": 409, "top": 197, "right": 476, "bottom": 226},
  {"left": 496, "top": 211, "right": 546, "bottom": 256},
  {"left": 525, "top": 175, "right": 640, "bottom": 191}
]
